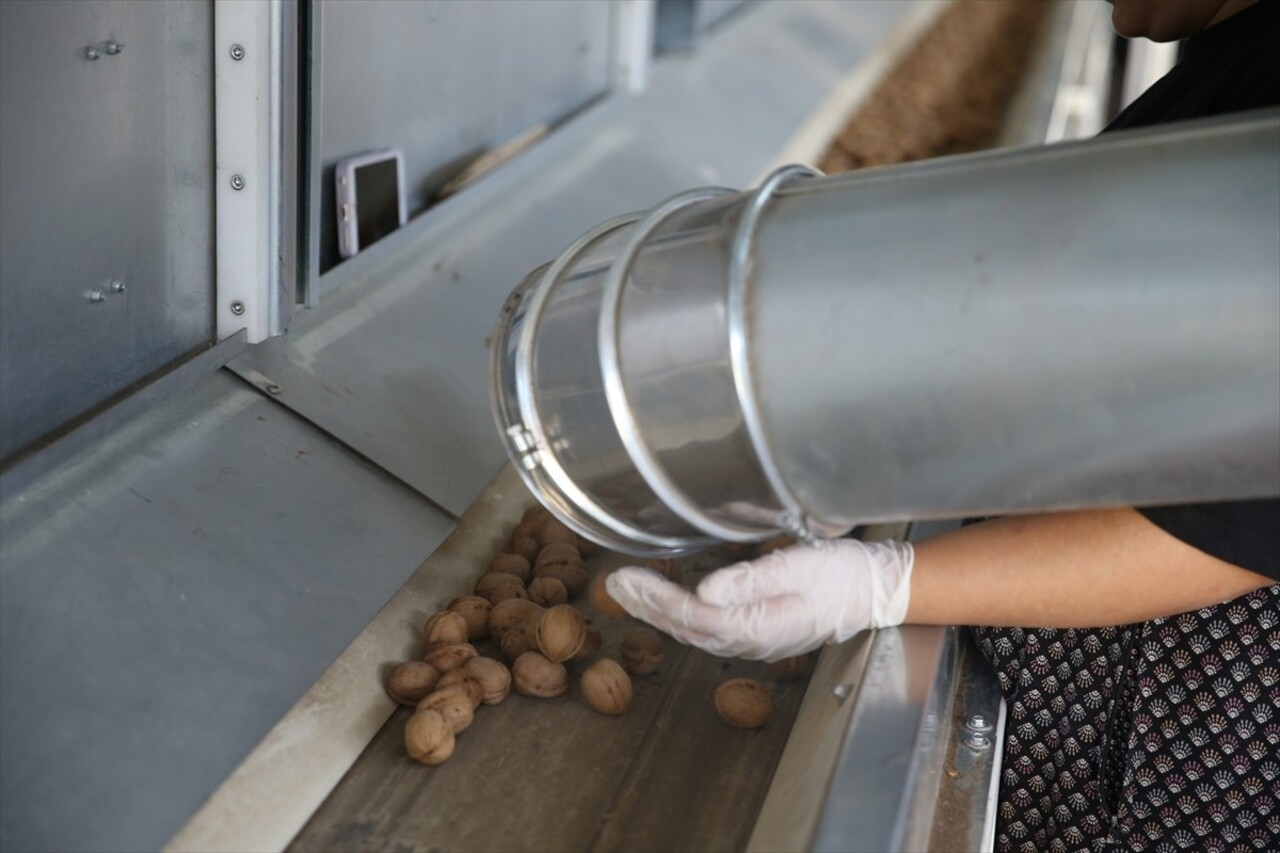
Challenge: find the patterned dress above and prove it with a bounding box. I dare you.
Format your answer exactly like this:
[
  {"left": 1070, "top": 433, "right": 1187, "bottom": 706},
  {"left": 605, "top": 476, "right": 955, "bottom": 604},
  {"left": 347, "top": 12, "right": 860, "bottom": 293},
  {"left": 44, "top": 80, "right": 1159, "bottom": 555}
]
[{"left": 973, "top": 585, "right": 1280, "bottom": 852}]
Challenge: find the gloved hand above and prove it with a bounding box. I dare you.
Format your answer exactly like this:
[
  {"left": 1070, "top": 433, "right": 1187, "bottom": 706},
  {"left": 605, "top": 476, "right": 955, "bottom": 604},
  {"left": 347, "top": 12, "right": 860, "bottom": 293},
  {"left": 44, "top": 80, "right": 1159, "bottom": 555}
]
[{"left": 604, "top": 539, "right": 914, "bottom": 661}]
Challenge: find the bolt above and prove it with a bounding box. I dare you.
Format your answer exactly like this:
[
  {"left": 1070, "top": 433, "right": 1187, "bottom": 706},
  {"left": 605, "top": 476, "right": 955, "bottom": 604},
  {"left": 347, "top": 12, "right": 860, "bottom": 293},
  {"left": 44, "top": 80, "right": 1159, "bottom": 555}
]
[
  {"left": 230, "top": 174, "right": 245, "bottom": 191},
  {"left": 229, "top": 43, "right": 245, "bottom": 61},
  {"left": 230, "top": 300, "right": 245, "bottom": 316},
  {"left": 85, "top": 46, "right": 101, "bottom": 60},
  {"left": 968, "top": 714, "right": 988, "bottom": 730},
  {"left": 108, "top": 279, "right": 126, "bottom": 294},
  {"left": 104, "top": 41, "right": 124, "bottom": 55},
  {"left": 964, "top": 732, "right": 992, "bottom": 751},
  {"left": 266, "top": 383, "right": 282, "bottom": 396},
  {"left": 85, "top": 289, "right": 106, "bottom": 303},
  {"left": 832, "top": 684, "right": 851, "bottom": 703}
]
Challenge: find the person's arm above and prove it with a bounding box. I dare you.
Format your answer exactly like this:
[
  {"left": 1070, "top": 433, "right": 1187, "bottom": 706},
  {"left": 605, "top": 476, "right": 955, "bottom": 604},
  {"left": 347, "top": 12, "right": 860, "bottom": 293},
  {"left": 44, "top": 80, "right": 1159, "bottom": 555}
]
[
  {"left": 605, "top": 507, "right": 1273, "bottom": 661},
  {"left": 906, "top": 508, "right": 1271, "bottom": 628}
]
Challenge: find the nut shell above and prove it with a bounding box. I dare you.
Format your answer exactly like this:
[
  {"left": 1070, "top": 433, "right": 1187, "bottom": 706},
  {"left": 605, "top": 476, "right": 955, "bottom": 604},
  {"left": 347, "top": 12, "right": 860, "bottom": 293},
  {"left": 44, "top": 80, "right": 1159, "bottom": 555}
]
[
  {"left": 487, "top": 553, "right": 532, "bottom": 582},
  {"left": 437, "top": 668, "right": 484, "bottom": 708},
  {"left": 768, "top": 655, "right": 811, "bottom": 681},
  {"left": 621, "top": 628, "right": 666, "bottom": 675},
  {"left": 538, "top": 517, "right": 576, "bottom": 548},
  {"left": 463, "top": 657, "right": 512, "bottom": 705},
  {"left": 714, "top": 678, "right": 773, "bottom": 729},
  {"left": 422, "top": 641, "right": 477, "bottom": 672},
  {"left": 386, "top": 661, "right": 442, "bottom": 705},
  {"left": 528, "top": 576, "right": 568, "bottom": 607},
  {"left": 499, "top": 617, "right": 538, "bottom": 661},
  {"left": 416, "top": 687, "right": 476, "bottom": 733},
  {"left": 535, "top": 604, "right": 587, "bottom": 663},
  {"left": 512, "top": 651, "right": 568, "bottom": 698},
  {"left": 423, "top": 610, "right": 469, "bottom": 646},
  {"left": 533, "top": 560, "right": 590, "bottom": 597},
  {"left": 534, "top": 542, "right": 581, "bottom": 569},
  {"left": 488, "top": 598, "right": 542, "bottom": 640},
  {"left": 405, "top": 709, "right": 455, "bottom": 765},
  {"left": 572, "top": 619, "right": 603, "bottom": 661},
  {"left": 474, "top": 572, "right": 528, "bottom": 604},
  {"left": 507, "top": 534, "right": 540, "bottom": 563},
  {"left": 581, "top": 658, "right": 633, "bottom": 715},
  {"left": 447, "top": 595, "right": 492, "bottom": 641}
]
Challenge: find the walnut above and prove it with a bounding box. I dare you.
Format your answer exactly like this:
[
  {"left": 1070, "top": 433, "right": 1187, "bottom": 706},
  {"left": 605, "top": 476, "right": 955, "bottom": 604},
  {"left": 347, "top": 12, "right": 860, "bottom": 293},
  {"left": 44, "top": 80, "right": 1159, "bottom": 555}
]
[
  {"left": 386, "top": 661, "right": 441, "bottom": 705},
  {"left": 463, "top": 656, "right": 511, "bottom": 705},
  {"left": 588, "top": 570, "right": 627, "bottom": 619},
  {"left": 528, "top": 576, "right": 568, "bottom": 607},
  {"left": 415, "top": 688, "right": 474, "bottom": 734},
  {"left": 768, "top": 655, "right": 811, "bottom": 681},
  {"left": 474, "top": 572, "right": 528, "bottom": 604},
  {"left": 621, "top": 627, "right": 665, "bottom": 675},
  {"left": 512, "top": 518, "right": 542, "bottom": 539},
  {"left": 437, "top": 668, "right": 484, "bottom": 708},
  {"left": 447, "top": 595, "right": 492, "bottom": 641},
  {"left": 423, "top": 610, "right": 469, "bottom": 647},
  {"left": 572, "top": 619, "right": 603, "bottom": 661},
  {"left": 422, "top": 641, "right": 477, "bottom": 672},
  {"left": 488, "top": 598, "right": 542, "bottom": 640},
  {"left": 487, "top": 553, "right": 532, "bottom": 582},
  {"left": 714, "top": 678, "right": 772, "bottom": 729},
  {"left": 533, "top": 560, "right": 590, "bottom": 598},
  {"left": 534, "top": 542, "right": 580, "bottom": 569},
  {"left": 535, "top": 604, "right": 587, "bottom": 663},
  {"left": 537, "top": 517, "right": 576, "bottom": 548},
  {"left": 512, "top": 651, "right": 568, "bottom": 698},
  {"left": 499, "top": 616, "right": 538, "bottom": 661},
  {"left": 506, "top": 534, "right": 540, "bottom": 563},
  {"left": 580, "top": 659, "right": 632, "bottom": 715},
  {"left": 405, "top": 709, "right": 455, "bottom": 765}
]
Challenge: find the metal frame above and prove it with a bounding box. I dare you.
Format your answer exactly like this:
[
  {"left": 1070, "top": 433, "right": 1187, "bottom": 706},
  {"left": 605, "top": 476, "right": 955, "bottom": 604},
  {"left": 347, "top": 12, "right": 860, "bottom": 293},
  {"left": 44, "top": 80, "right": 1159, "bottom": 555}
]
[
  {"left": 610, "top": 0, "right": 655, "bottom": 95},
  {"left": 215, "top": 0, "right": 289, "bottom": 342}
]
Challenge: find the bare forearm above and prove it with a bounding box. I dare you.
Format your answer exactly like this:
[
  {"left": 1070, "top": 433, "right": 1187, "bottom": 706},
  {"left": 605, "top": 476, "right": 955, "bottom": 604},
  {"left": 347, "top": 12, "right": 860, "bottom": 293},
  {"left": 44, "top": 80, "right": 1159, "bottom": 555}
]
[{"left": 905, "top": 508, "right": 1272, "bottom": 628}]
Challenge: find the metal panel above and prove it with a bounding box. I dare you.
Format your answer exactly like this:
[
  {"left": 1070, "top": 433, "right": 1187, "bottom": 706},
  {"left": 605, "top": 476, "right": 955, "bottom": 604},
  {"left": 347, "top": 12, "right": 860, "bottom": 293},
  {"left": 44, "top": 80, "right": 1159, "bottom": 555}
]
[
  {"left": 0, "top": 371, "right": 455, "bottom": 852},
  {"left": 234, "top": 0, "right": 913, "bottom": 517},
  {"left": 311, "top": 0, "right": 612, "bottom": 279},
  {"left": 0, "top": 0, "right": 216, "bottom": 461}
]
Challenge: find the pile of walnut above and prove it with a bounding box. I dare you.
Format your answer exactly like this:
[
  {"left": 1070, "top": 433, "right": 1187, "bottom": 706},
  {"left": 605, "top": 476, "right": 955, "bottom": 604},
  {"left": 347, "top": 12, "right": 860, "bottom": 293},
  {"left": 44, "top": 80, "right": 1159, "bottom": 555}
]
[{"left": 386, "top": 508, "right": 813, "bottom": 765}]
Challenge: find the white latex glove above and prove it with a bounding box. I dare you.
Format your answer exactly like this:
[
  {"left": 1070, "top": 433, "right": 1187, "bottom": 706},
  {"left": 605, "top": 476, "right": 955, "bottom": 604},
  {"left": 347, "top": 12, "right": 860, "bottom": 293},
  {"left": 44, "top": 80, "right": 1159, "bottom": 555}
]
[{"left": 605, "top": 539, "right": 914, "bottom": 661}]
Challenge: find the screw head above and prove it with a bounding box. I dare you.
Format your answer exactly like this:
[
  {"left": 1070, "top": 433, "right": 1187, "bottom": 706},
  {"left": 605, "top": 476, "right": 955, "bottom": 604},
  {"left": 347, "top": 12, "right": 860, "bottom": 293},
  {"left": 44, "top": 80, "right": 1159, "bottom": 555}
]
[
  {"left": 968, "top": 714, "right": 988, "bottom": 730},
  {"left": 964, "top": 732, "right": 991, "bottom": 751},
  {"left": 108, "top": 279, "right": 126, "bottom": 294},
  {"left": 230, "top": 300, "right": 246, "bottom": 316},
  {"left": 230, "top": 174, "right": 246, "bottom": 191},
  {"left": 104, "top": 41, "right": 124, "bottom": 55},
  {"left": 85, "top": 46, "right": 101, "bottom": 60},
  {"left": 266, "top": 383, "right": 282, "bottom": 396},
  {"left": 85, "top": 289, "right": 106, "bottom": 303},
  {"left": 230, "top": 43, "right": 245, "bottom": 61}
]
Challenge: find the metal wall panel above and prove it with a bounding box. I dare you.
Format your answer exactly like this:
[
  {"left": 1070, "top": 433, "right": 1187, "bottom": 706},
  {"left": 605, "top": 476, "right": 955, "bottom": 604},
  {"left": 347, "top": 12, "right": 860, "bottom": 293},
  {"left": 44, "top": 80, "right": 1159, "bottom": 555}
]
[
  {"left": 0, "top": 371, "right": 455, "bottom": 852},
  {"left": 0, "top": 0, "right": 216, "bottom": 461},
  {"left": 313, "top": 0, "right": 612, "bottom": 277}
]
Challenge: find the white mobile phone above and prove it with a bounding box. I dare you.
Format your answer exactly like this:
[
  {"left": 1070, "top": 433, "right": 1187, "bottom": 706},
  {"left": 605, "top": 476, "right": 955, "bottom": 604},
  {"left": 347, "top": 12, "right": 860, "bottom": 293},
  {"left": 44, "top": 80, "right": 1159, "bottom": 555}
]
[{"left": 335, "top": 148, "right": 407, "bottom": 259}]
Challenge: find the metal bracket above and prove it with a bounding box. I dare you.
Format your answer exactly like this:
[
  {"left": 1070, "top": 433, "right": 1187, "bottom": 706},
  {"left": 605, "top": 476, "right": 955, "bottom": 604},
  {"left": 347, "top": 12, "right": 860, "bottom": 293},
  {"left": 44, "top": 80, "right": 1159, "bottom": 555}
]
[{"left": 214, "top": 0, "right": 284, "bottom": 344}]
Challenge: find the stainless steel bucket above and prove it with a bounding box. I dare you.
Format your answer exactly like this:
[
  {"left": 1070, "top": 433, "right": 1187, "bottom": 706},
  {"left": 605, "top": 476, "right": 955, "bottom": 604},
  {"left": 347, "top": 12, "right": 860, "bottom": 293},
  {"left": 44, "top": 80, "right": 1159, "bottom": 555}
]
[{"left": 492, "top": 111, "right": 1280, "bottom": 556}]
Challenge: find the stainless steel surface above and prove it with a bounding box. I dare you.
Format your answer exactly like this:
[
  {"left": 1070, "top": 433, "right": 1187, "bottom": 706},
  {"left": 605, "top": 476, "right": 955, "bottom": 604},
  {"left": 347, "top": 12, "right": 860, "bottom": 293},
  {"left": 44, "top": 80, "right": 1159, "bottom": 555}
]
[
  {"left": 235, "top": 0, "right": 915, "bottom": 518},
  {"left": 0, "top": 370, "right": 455, "bottom": 852},
  {"left": 311, "top": 0, "right": 612, "bottom": 279},
  {"left": 655, "top": 0, "right": 750, "bottom": 52},
  {"left": 809, "top": 626, "right": 1004, "bottom": 853},
  {"left": 0, "top": 0, "right": 216, "bottom": 462},
  {"left": 492, "top": 112, "right": 1280, "bottom": 549}
]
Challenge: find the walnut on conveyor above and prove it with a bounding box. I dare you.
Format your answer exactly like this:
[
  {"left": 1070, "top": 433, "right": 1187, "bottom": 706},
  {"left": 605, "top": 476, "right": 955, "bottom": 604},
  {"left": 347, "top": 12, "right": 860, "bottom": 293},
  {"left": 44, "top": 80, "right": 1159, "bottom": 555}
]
[
  {"left": 580, "top": 658, "right": 632, "bottom": 715},
  {"left": 714, "top": 678, "right": 773, "bottom": 729}
]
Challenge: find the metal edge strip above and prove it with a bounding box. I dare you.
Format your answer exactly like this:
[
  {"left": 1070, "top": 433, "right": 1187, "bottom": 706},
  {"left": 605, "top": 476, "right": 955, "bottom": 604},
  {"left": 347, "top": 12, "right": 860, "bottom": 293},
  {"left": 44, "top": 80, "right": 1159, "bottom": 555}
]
[{"left": 596, "top": 186, "right": 764, "bottom": 544}]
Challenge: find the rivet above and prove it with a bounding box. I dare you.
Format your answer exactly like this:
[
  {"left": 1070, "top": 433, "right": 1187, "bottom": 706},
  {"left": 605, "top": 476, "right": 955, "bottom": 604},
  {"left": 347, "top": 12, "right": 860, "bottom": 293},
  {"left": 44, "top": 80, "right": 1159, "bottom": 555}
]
[
  {"left": 104, "top": 41, "right": 124, "bottom": 55},
  {"left": 230, "top": 300, "right": 246, "bottom": 316},
  {"left": 230, "top": 174, "right": 246, "bottom": 191},
  {"left": 85, "top": 46, "right": 100, "bottom": 60},
  {"left": 108, "top": 279, "right": 127, "bottom": 294},
  {"left": 832, "top": 684, "right": 851, "bottom": 703},
  {"left": 266, "top": 383, "right": 282, "bottom": 396},
  {"left": 229, "top": 44, "right": 245, "bottom": 61},
  {"left": 85, "top": 289, "right": 106, "bottom": 303}
]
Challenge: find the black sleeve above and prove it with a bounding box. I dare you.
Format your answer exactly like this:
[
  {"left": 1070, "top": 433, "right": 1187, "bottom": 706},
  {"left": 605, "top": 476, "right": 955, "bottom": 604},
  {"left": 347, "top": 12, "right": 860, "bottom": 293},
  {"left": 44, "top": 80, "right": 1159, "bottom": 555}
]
[{"left": 1138, "top": 500, "right": 1280, "bottom": 581}]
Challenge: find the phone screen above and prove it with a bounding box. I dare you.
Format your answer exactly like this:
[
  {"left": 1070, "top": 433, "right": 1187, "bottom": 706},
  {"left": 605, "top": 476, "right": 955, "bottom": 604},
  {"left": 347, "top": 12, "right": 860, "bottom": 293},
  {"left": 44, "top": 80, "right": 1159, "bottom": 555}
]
[{"left": 355, "top": 158, "right": 401, "bottom": 250}]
